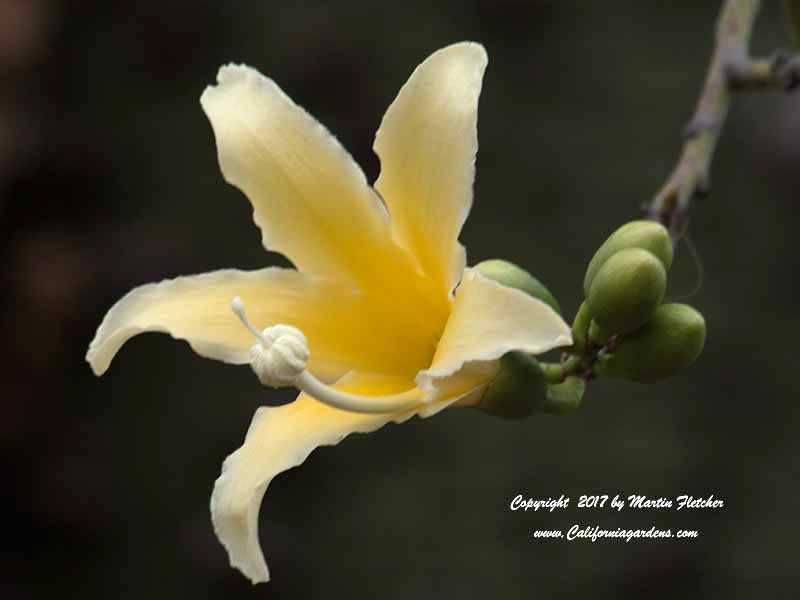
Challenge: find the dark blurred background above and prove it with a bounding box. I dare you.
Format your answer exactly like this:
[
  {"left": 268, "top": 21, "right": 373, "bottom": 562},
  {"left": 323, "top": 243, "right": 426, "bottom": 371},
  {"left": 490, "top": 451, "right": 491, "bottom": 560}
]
[{"left": 2, "top": 1, "right": 798, "bottom": 598}]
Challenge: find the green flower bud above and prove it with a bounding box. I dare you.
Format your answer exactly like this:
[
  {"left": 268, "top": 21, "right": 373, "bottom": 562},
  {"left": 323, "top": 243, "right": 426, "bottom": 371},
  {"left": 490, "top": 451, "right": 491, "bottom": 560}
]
[
  {"left": 542, "top": 376, "right": 585, "bottom": 414},
  {"left": 587, "top": 248, "right": 667, "bottom": 336},
  {"left": 475, "top": 259, "right": 561, "bottom": 315},
  {"left": 583, "top": 220, "right": 673, "bottom": 296},
  {"left": 595, "top": 303, "right": 706, "bottom": 382},
  {"left": 572, "top": 301, "right": 591, "bottom": 339},
  {"left": 588, "top": 319, "right": 612, "bottom": 346},
  {"left": 476, "top": 351, "right": 547, "bottom": 419}
]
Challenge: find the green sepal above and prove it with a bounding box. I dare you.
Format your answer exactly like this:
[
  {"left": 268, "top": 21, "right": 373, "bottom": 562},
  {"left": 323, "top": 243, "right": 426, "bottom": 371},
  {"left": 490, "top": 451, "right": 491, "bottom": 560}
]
[
  {"left": 475, "top": 259, "right": 561, "bottom": 315},
  {"left": 475, "top": 351, "right": 547, "bottom": 419},
  {"left": 594, "top": 303, "right": 706, "bottom": 383},
  {"left": 587, "top": 248, "right": 666, "bottom": 336},
  {"left": 583, "top": 220, "right": 673, "bottom": 297},
  {"left": 542, "top": 376, "right": 585, "bottom": 414}
]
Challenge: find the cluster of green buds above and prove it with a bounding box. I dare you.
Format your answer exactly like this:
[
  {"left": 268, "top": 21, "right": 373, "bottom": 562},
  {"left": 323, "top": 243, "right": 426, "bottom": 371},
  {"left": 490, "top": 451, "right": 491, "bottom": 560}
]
[
  {"left": 579, "top": 221, "right": 706, "bottom": 382},
  {"left": 469, "top": 220, "right": 706, "bottom": 419}
]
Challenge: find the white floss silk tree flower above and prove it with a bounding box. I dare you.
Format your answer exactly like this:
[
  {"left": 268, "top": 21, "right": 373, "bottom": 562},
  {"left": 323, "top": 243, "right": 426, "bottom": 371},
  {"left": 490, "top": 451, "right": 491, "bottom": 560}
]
[{"left": 86, "top": 42, "right": 572, "bottom": 584}]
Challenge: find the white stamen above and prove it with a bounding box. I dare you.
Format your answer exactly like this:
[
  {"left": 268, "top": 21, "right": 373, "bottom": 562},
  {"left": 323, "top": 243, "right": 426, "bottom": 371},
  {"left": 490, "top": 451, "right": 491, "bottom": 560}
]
[
  {"left": 231, "top": 297, "right": 424, "bottom": 414},
  {"left": 231, "top": 296, "right": 268, "bottom": 346},
  {"left": 296, "top": 370, "right": 424, "bottom": 413},
  {"left": 231, "top": 297, "right": 308, "bottom": 387}
]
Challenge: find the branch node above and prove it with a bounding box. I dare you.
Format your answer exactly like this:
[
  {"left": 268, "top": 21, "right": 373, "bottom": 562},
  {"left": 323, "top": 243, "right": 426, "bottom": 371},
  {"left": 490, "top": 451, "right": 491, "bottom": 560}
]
[
  {"left": 726, "top": 50, "right": 800, "bottom": 91},
  {"left": 644, "top": 0, "right": 793, "bottom": 242},
  {"left": 772, "top": 51, "right": 800, "bottom": 90}
]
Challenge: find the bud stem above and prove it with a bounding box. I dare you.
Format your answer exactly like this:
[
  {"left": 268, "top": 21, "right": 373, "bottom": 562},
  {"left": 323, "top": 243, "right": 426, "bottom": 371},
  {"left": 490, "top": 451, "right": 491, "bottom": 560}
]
[{"left": 540, "top": 355, "right": 584, "bottom": 384}]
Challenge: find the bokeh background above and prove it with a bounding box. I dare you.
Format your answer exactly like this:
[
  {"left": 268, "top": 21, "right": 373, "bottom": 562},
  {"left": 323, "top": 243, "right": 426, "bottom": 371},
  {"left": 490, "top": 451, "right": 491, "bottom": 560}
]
[{"left": 2, "top": 1, "right": 798, "bottom": 598}]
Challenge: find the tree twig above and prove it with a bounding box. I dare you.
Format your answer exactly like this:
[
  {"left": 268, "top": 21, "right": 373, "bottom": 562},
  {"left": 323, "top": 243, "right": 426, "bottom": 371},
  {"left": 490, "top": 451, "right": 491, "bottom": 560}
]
[{"left": 646, "top": 0, "right": 799, "bottom": 239}]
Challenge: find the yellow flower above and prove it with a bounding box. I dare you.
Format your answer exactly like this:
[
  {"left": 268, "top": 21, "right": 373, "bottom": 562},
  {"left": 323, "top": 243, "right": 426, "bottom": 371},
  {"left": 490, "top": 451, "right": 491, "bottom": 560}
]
[{"left": 86, "top": 42, "right": 571, "bottom": 583}]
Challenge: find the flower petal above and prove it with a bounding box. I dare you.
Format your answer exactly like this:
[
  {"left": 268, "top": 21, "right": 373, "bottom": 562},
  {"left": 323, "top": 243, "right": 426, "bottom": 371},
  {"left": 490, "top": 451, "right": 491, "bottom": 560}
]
[
  {"left": 374, "top": 42, "right": 487, "bottom": 295},
  {"left": 200, "top": 64, "right": 422, "bottom": 291},
  {"left": 210, "top": 372, "right": 468, "bottom": 583},
  {"left": 87, "top": 268, "right": 437, "bottom": 380},
  {"left": 416, "top": 269, "right": 573, "bottom": 400}
]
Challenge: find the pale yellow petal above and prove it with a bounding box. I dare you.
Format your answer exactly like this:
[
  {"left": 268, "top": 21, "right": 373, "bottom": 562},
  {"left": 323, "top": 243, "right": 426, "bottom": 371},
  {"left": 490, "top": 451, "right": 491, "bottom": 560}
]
[
  {"left": 416, "top": 269, "right": 572, "bottom": 400},
  {"left": 200, "top": 64, "right": 425, "bottom": 293},
  {"left": 374, "top": 42, "right": 487, "bottom": 295},
  {"left": 210, "top": 372, "right": 466, "bottom": 583},
  {"left": 86, "top": 268, "right": 436, "bottom": 380}
]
